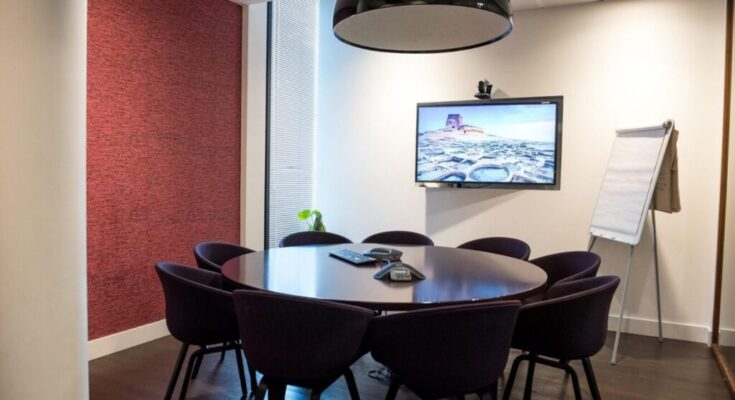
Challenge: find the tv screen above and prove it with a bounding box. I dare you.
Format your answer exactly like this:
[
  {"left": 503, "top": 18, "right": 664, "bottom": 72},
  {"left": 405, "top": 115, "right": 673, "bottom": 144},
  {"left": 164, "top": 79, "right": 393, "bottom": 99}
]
[{"left": 415, "top": 96, "right": 563, "bottom": 189}]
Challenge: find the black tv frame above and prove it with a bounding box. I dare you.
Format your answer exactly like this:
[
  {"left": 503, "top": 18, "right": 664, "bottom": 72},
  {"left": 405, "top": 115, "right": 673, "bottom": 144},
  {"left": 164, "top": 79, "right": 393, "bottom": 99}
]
[{"left": 414, "top": 96, "right": 563, "bottom": 190}]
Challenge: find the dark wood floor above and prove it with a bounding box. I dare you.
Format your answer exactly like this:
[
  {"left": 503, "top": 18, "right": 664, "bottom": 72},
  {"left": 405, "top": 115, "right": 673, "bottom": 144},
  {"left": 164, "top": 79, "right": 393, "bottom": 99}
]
[
  {"left": 719, "top": 344, "right": 735, "bottom": 375},
  {"left": 90, "top": 333, "right": 731, "bottom": 400}
]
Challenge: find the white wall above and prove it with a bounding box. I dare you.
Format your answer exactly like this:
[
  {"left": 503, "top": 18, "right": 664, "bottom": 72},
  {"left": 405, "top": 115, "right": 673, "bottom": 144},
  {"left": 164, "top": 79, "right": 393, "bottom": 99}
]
[
  {"left": 316, "top": 0, "right": 726, "bottom": 342},
  {"left": 0, "top": 0, "right": 88, "bottom": 398},
  {"left": 243, "top": 3, "right": 268, "bottom": 250}
]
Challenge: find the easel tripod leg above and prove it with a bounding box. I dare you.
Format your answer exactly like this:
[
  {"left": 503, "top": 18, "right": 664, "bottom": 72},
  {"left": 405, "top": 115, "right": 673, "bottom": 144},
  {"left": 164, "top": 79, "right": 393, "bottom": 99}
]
[
  {"left": 652, "top": 211, "right": 664, "bottom": 343},
  {"left": 588, "top": 236, "right": 597, "bottom": 252},
  {"left": 612, "top": 245, "right": 635, "bottom": 365}
]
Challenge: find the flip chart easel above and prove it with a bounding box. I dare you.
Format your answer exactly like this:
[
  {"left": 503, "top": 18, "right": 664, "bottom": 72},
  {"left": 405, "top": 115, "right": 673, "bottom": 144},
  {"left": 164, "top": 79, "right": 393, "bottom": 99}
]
[{"left": 588, "top": 120, "right": 674, "bottom": 364}]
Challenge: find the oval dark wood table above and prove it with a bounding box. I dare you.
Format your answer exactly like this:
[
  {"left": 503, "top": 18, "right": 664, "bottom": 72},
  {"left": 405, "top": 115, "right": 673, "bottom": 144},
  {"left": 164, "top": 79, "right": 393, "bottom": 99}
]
[{"left": 221, "top": 243, "right": 547, "bottom": 311}]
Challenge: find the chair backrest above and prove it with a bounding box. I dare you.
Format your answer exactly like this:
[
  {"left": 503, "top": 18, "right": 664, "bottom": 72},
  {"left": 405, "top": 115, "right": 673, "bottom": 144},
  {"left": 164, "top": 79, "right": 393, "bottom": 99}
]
[
  {"left": 232, "top": 290, "right": 373, "bottom": 387},
  {"left": 457, "top": 237, "right": 531, "bottom": 261},
  {"left": 194, "top": 241, "right": 253, "bottom": 273},
  {"left": 512, "top": 275, "right": 620, "bottom": 360},
  {"left": 368, "top": 301, "right": 520, "bottom": 399},
  {"left": 155, "top": 262, "right": 239, "bottom": 345},
  {"left": 279, "top": 231, "right": 352, "bottom": 247},
  {"left": 362, "top": 230, "right": 434, "bottom": 246},
  {"left": 529, "top": 251, "right": 601, "bottom": 288}
]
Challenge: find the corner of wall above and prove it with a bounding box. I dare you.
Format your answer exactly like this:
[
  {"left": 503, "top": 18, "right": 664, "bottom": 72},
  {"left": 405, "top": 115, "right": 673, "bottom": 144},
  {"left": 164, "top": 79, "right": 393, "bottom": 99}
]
[{"left": 243, "top": 3, "right": 268, "bottom": 250}]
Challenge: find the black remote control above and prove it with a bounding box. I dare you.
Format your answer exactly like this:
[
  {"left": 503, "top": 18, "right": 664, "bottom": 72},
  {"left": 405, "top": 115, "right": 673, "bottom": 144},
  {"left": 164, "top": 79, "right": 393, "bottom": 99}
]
[{"left": 329, "top": 249, "right": 377, "bottom": 265}]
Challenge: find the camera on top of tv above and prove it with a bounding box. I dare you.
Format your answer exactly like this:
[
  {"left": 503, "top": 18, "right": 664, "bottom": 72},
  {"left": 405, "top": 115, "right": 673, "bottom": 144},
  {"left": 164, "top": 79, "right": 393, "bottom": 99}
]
[{"left": 475, "top": 80, "right": 492, "bottom": 100}]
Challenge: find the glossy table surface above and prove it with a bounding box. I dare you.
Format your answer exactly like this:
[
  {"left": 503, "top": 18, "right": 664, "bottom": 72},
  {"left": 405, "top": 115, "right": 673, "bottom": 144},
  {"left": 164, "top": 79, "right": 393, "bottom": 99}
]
[{"left": 221, "top": 243, "right": 547, "bottom": 310}]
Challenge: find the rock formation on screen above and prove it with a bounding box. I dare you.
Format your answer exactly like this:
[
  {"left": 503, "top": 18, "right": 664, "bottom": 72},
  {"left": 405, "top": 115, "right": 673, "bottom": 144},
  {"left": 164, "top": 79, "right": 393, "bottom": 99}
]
[{"left": 443, "top": 114, "right": 484, "bottom": 135}]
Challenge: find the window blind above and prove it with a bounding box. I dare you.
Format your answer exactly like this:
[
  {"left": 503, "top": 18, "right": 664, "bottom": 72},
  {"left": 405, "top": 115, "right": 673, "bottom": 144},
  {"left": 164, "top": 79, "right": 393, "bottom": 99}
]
[{"left": 266, "top": 1, "right": 318, "bottom": 248}]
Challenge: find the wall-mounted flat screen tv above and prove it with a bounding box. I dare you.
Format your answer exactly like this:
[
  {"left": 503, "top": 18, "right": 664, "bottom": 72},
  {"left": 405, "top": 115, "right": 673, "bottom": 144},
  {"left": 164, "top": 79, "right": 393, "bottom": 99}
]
[{"left": 415, "top": 96, "right": 563, "bottom": 189}]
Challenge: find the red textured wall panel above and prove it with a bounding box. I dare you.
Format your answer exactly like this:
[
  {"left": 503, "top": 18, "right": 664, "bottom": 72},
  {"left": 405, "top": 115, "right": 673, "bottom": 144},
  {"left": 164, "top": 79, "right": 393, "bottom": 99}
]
[{"left": 87, "top": 0, "right": 242, "bottom": 339}]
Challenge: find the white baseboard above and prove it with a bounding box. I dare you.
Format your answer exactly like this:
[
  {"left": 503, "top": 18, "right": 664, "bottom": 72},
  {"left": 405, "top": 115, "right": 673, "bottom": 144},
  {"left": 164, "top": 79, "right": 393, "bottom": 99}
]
[
  {"left": 87, "top": 315, "right": 711, "bottom": 361},
  {"left": 718, "top": 328, "right": 735, "bottom": 347},
  {"left": 88, "top": 319, "right": 169, "bottom": 360},
  {"left": 608, "top": 314, "right": 711, "bottom": 344}
]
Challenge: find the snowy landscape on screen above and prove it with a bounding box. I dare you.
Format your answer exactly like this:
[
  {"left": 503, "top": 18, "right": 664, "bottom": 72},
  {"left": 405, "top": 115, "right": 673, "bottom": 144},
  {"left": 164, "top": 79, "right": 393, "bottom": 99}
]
[{"left": 416, "top": 103, "right": 557, "bottom": 184}]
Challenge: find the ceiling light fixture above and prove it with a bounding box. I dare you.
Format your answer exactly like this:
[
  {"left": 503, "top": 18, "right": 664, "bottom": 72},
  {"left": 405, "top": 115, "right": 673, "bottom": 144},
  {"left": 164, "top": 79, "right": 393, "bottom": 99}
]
[{"left": 333, "top": 0, "right": 513, "bottom": 53}]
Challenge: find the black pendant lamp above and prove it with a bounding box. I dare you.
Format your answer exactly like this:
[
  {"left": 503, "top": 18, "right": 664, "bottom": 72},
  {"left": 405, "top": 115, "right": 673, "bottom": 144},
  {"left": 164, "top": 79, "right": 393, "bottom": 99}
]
[{"left": 333, "top": 0, "right": 513, "bottom": 53}]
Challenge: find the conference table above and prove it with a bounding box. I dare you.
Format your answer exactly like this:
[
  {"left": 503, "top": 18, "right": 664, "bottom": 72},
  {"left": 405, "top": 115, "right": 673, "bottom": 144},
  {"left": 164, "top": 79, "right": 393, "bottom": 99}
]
[{"left": 221, "top": 243, "right": 547, "bottom": 311}]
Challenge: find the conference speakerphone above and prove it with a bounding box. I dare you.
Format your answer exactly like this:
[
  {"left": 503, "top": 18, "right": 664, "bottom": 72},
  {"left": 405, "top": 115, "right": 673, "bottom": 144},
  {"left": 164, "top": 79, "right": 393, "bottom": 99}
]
[{"left": 329, "top": 249, "right": 377, "bottom": 265}]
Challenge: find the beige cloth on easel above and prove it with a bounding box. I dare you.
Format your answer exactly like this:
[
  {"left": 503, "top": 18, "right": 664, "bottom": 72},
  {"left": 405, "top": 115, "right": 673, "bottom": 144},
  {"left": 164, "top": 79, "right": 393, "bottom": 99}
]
[{"left": 653, "top": 128, "right": 681, "bottom": 213}]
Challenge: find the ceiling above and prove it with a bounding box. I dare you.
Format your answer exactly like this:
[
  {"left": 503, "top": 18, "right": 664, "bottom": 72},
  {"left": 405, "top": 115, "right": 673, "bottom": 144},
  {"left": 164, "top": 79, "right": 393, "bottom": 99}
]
[
  {"left": 231, "top": 0, "right": 603, "bottom": 11},
  {"left": 510, "top": 0, "right": 601, "bottom": 11}
]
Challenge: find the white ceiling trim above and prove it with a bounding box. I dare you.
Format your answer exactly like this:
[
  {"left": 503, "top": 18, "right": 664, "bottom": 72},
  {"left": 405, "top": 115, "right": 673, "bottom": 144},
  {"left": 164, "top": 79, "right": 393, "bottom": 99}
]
[
  {"left": 230, "top": 1, "right": 600, "bottom": 11},
  {"left": 511, "top": 0, "right": 601, "bottom": 12}
]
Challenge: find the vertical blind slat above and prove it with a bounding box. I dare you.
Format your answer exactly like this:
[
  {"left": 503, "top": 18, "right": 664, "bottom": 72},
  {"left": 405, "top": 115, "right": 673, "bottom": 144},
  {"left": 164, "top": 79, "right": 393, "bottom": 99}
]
[{"left": 267, "top": 1, "right": 318, "bottom": 248}]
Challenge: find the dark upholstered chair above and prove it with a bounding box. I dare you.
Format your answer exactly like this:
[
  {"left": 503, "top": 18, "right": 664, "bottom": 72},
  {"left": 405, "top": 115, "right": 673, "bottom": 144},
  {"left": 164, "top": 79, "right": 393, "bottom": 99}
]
[
  {"left": 522, "top": 251, "right": 601, "bottom": 303},
  {"left": 457, "top": 237, "right": 531, "bottom": 261},
  {"left": 279, "top": 231, "right": 352, "bottom": 247},
  {"left": 362, "top": 231, "right": 434, "bottom": 246},
  {"left": 369, "top": 301, "right": 521, "bottom": 400},
  {"left": 233, "top": 290, "right": 373, "bottom": 400},
  {"left": 194, "top": 240, "right": 253, "bottom": 273},
  {"left": 155, "top": 262, "right": 249, "bottom": 400},
  {"left": 193, "top": 241, "right": 255, "bottom": 367},
  {"left": 530, "top": 251, "right": 601, "bottom": 288},
  {"left": 503, "top": 276, "right": 620, "bottom": 400}
]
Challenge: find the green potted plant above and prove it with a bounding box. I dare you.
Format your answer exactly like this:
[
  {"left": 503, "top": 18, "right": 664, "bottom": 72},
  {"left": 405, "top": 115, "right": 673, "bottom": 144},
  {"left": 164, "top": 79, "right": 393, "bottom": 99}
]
[{"left": 297, "top": 209, "right": 326, "bottom": 232}]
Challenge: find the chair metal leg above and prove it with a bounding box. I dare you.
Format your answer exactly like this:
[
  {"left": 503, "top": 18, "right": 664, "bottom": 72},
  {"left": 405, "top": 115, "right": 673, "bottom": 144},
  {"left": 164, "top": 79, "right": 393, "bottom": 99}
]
[
  {"left": 385, "top": 380, "right": 400, "bottom": 400},
  {"left": 233, "top": 345, "right": 248, "bottom": 396},
  {"left": 344, "top": 368, "right": 361, "bottom": 400},
  {"left": 522, "top": 357, "right": 536, "bottom": 400},
  {"left": 191, "top": 346, "right": 205, "bottom": 380},
  {"left": 582, "top": 358, "right": 602, "bottom": 400},
  {"left": 565, "top": 365, "right": 582, "bottom": 400},
  {"left": 534, "top": 356, "right": 582, "bottom": 400},
  {"left": 255, "top": 381, "right": 268, "bottom": 400},
  {"left": 179, "top": 348, "right": 202, "bottom": 400},
  {"left": 477, "top": 380, "right": 498, "bottom": 400},
  {"left": 268, "top": 383, "right": 287, "bottom": 400},
  {"left": 503, "top": 354, "right": 526, "bottom": 400},
  {"left": 248, "top": 364, "right": 258, "bottom": 394},
  {"left": 164, "top": 343, "right": 189, "bottom": 400},
  {"left": 236, "top": 339, "right": 258, "bottom": 394}
]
